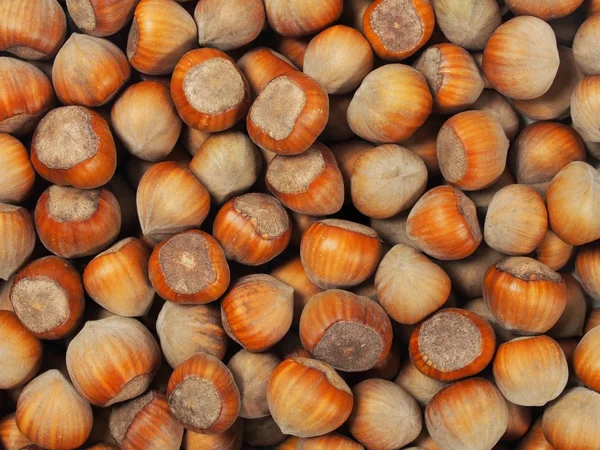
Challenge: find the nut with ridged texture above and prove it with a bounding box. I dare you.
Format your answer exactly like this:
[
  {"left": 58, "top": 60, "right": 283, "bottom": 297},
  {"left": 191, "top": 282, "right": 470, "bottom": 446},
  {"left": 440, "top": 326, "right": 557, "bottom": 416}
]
[
  {"left": 267, "top": 357, "right": 353, "bottom": 438},
  {"left": 425, "top": 378, "right": 509, "bottom": 450},
  {"left": 213, "top": 193, "right": 291, "bottom": 266},
  {"left": 264, "top": 0, "right": 343, "bottom": 37},
  {"left": 505, "top": 0, "right": 584, "bottom": 20},
  {"left": 0, "top": 58, "right": 54, "bottom": 136},
  {"left": 0, "top": 310, "right": 42, "bottom": 389},
  {"left": 171, "top": 48, "right": 250, "bottom": 133},
  {"left": 536, "top": 230, "right": 574, "bottom": 271},
  {"left": 0, "top": 0, "right": 66, "bottom": 60},
  {"left": 67, "top": 0, "right": 138, "bottom": 37},
  {"left": 483, "top": 16, "right": 560, "bottom": 100},
  {"left": 0, "top": 413, "right": 34, "bottom": 450},
  {"left": 406, "top": 185, "right": 482, "bottom": 260},
  {"left": 148, "top": 230, "right": 230, "bottom": 305},
  {"left": 66, "top": 316, "right": 161, "bottom": 407},
  {"left": 0, "top": 204, "right": 35, "bottom": 281},
  {"left": 483, "top": 257, "right": 567, "bottom": 335},
  {"left": 432, "top": 0, "right": 501, "bottom": 50},
  {"left": 157, "top": 301, "right": 228, "bottom": 368},
  {"left": 31, "top": 106, "right": 117, "bottom": 189},
  {"left": 574, "top": 326, "right": 600, "bottom": 392},
  {"left": 167, "top": 352, "right": 240, "bottom": 434},
  {"left": 484, "top": 184, "right": 548, "bottom": 255},
  {"left": 35, "top": 185, "right": 121, "bottom": 259},
  {"left": 247, "top": 71, "right": 329, "bottom": 155},
  {"left": 409, "top": 308, "right": 496, "bottom": 381},
  {"left": 52, "top": 34, "right": 131, "bottom": 107},
  {"left": 127, "top": 0, "right": 197, "bottom": 75},
  {"left": 414, "top": 44, "right": 485, "bottom": 114},
  {"left": 16, "top": 370, "right": 93, "bottom": 450},
  {"left": 237, "top": 47, "right": 297, "bottom": 98},
  {"left": 347, "top": 64, "right": 433, "bottom": 143},
  {"left": 276, "top": 36, "right": 309, "bottom": 70},
  {"left": 10, "top": 256, "right": 84, "bottom": 340},
  {"left": 109, "top": 390, "right": 183, "bottom": 450},
  {"left": 351, "top": 144, "right": 427, "bottom": 219},
  {"left": 363, "top": 0, "right": 435, "bottom": 61},
  {"left": 266, "top": 142, "right": 344, "bottom": 216},
  {"left": 195, "top": 0, "right": 265, "bottom": 51},
  {"left": 348, "top": 379, "right": 422, "bottom": 450},
  {"left": 83, "top": 238, "right": 155, "bottom": 317},
  {"left": 436, "top": 110, "right": 509, "bottom": 190},
  {"left": 375, "top": 244, "right": 451, "bottom": 325},
  {"left": 136, "top": 161, "right": 210, "bottom": 245},
  {"left": 190, "top": 131, "right": 262, "bottom": 205},
  {"left": 300, "top": 219, "right": 382, "bottom": 289},
  {"left": 185, "top": 418, "right": 243, "bottom": 450},
  {"left": 0, "top": 134, "right": 35, "bottom": 204},
  {"left": 493, "top": 335, "right": 568, "bottom": 406},
  {"left": 572, "top": 76, "right": 600, "bottom": 142},
  {"left": 221, "top": 274, "right": 293, "bottom": 352},
  {"left": 299, "top": 289, "right": 393, "bottom": 372},
  {"left": 111, "top": 81, "right": 182, "bottom": 162}
]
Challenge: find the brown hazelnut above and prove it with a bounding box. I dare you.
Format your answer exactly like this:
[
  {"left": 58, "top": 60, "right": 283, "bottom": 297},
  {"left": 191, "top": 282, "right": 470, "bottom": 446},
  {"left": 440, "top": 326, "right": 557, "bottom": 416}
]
[
  {"left": 517, "top": 418, "right": 554, "bottom": 450},
  {"left": 535, "top": 231, "right": 574, "bottom": 272},
  {"left": 585, "top": 308, "right": 600, "bottom": 334},
  {"left": 442, "top": 245, "right": 503, "bottom": 299},
  {"left": 276, "top": 36, "right": 309, "bottom": 70},
  {"left": 394, "top": 359, "right": 447, "bottom": 408},
  {"left": 278, "top": 433, "right": 364, "bottom": 449},
  {"left": 0, "top": 204, "right": 35, "bottom": 281},
  {"left": 401, "top": 115, "right": 445, "bottom": 176},
  {"left": 329, "top": 139, "right": 374, "bottom": 200},
  {"left": 237, "top": 47, "right": 297, "bottom": 98},
  {"left": 505, "top": 0, "right": 584, "bottom": 20},
  {"left": 67, "top": 0, "right": 138, "bottom": 37},
  {"left": 264, "top": 0, "right": 343, "bottom": 37},
  {"left": 464, "top": 297, "right": 517, "bottom": 344},
  {"left": 370, "top": 211, "right": 416, "bottom": 249},
  {"left": 0, "top": 311, "right": 42, "bottom": 389},
  {"left": 576, "top": 240, "right": 600, "bottom": 304},
  {"left": 243, "top": 415, "right": 287, "bottom": 447},
  {"left": 471, "top": 90, "right": 520, "bottom": 140},
  {"left": 573, "top": 15, "right": 600, "bottom": 75},
  {"left": 0, "top": 134, "right": 35, "bottom": 204},
  {"left": 571, "top": 76, "right": 600, "bottom": 142},
  {"left": 574, "top": 326, "right": 600, "bottom": 392},
  {"left": 0, "top": 413, "right": 33, "bottom": 450},
  {"left": 180, "top": 126, "right": 211, "bottom": 156},
  {"left": 548, "top": 274, "right": 587, "bottom": 338},
  {"left": 185, "top": 418, "right": 243, "bottom": 450}
]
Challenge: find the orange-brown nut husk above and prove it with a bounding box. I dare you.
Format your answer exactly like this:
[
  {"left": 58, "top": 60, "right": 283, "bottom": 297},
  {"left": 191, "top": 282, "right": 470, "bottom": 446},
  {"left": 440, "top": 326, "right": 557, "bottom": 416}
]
[
  {"left": 66, "top": 316, "right": 161, "bottom": 407},
  {"left": 247, "top": 71, "right": 328, "bottom": 155},
  {"left": 542, "top": 387, "right": 600, "bottom": 450},
  {"left": 109, "top": 390, "right": 183, "bottom": 450},
  {"left": 0, "top": 204, "right": 35, "bottom": 281},
  {"left": 536, "top": 231, "right": 574, "bottom": 271},
  {"left": 267, "top": 357, "right": 354, "bottom": 438},
  {"left": 576, "top": 241, "right": 600, "bottom": 303},
  {"left": 548, "top": 273, "right": 587, "bottom": 338},
  {"left": 510, "top": 122, "right": 585, "bottom": 195},
  {"left": 136, "top": 161, "right": 210, "bottom": 245},
  {"left": 31, "top": 106, "right": 117, "bottom": 189},
  {"left": 127, "top": 0, "right": 197, "bottom": 75},
  {"left": 16, "top": 370, "right": 93, "bottom": 450},
  {"left": 0, "top": 311, "right": 42, "bottom": 389},
  {"left": 574, "top": 326, "right": 600, "bottom": 392},
  {"left": 157, "top": 301, "right": 228, "bottom": 368},
  {"left": 471, "top": 90, "right": 520, "bottom": 141},
  {"left": 484, "top": 184, "right": 548, "bottom": 255},
  {"left": 52, "top": 34, "right": 131, "bottom": 107},
  {"left": 148, "top": 230, "right": 230, "bottom": 304},
  {"left": 436, "top": 110, "right": 509, "bottom": 190},
  {"left": 493, "top": 335, "right": 569, "bottom": 406},
  {"left": 483, "top": 257, "right": 567, "bottom": 334},
  {"left": 518, "top": 418, "right": 554, "bottom": 450},
  {"left": 237, "top": 47, "right": 298, "bottom": 98},
  {"left": 171, "top": 48, "right": 250, "bottom": 132},
  {"left": 0, "top": 413, "right": 33, "bottom": 450},
  {"left": 512, "top": 46, "right": 584, "bottom": 120},
  {"left": 266, "top": 142, "right": 344, "bottom": 215},
  {"left": 409, "top": 308, "right": 496, "bottom": 381},
  {"left": 400, "top": 115, "right": 445, "bottom": 176},
  {"left": 300, "top": 219, "right": 382, "bottom": 289},
  {"left": 348, "top": 379, "right": 422, "bottom": 449},
  {"left": 264, "top": 0, "right": 343, "bottom": 37},
  {"left": 270, "top": 257, "right": 323, "bottom": 325},
  {"left": 213, "top": 193, "right": 291, "bottom": 266},
  {"left": 299, "top": 290, "right": 393, "bottom": 372},
  {"left": 425, "top": 378, "right": 509, "bottom": 450},
  {"left": 585, "top": 309, "right": 600, "bottom": 334},
  {"left": 572, "top": 76, "right": 600, "bottom": 141},
  {"left": 83, "top": 238, "right": 154, "bottom": 317},
  {"left": 0, "top": 58, "right": 54, "bottom": 136},
  {"left": 167, "top": 352, "right": 240, "bottom": 434},
  {"left": 482, "top": 16, "right": 560, "bottom": 100},
  {"left": 573, "top": 16, "right": 600, "bottom": 75},
  {"left": 276, "top": 36, "right": 308, "bottom": 70},
  {"left": 278, "top": 433, "right": 364, "bottom": 449},
  {"left": 0, "top": 0, "right": 66, "bottom": 60},
  {"left": 376, "top": 244, "right": 451, "bottom": 324},
  {"left": 547, "top": 162, "right": 600, "bottom": 246},
  {"left": 406, "top": 185, "right": 482, "bottom": 260},
  {"left": 394, "top": 361, "right": 447, "bottom": 408},
  {"left": 363, "top": 0, "right": 435, "bottom": 61},
  {"left": 502, "top": 401, "right": 531, "bottom": 442},
  {"left": 330, "top": 139, "right": 374, "bottom": 200},
  {"left": 11, "top": 256, "right": 84, "bottom": 340},
  {"left": 67, "top": 0, "right": 139, "bottom": 37},
  {"left": 221, "top": 274, "right": 293, "bottom": 352},
  {"left": 0, "top": 134, "right": 35, "bottom": 204},
  {"left": 347, "top": 64, "right": 433, "bottom": 143},
  {"left": 505, "top": 0, "right": 584, "bottom": 19},
  {"left": 185, "top": 419, "right": 243, "bottom": 450},
  {"left": 414, "top": 44, "right": 484, "bottom": 114},
  {"left": 35, "top": 185, "right": 121, "bottom": 258}
]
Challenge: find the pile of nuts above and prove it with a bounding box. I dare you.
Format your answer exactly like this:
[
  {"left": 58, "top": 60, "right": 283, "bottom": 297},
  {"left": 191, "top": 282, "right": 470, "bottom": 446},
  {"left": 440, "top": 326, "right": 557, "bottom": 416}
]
[{"left": 2, "top": 0, "right": 600, "bottom": 449}]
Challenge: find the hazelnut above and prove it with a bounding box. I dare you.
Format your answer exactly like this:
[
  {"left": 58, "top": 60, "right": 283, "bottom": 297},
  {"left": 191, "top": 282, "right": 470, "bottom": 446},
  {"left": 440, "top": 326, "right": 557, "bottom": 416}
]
[
  {"left": 0, "top": 311, "right": 42, "bottom": 389},
  {"left": 237, "top": 47, "right": 297, "bottom": 98},
  {"left": 442, "top": 245, "right": 503, "bottom": 299},
  {"left": 466, "top": 168, "right": 517, "bottom": 217},
  {"left": 0, "top": 413, "right": 33, "bottom": 450},
  {"left": 0, "top": 134, "right": 35, "bottom": 204},
  {"left": 571, "top": 76, "right": 600, "bottom": 142},
  {"left": 502, "top": 400, "right": 532, "bottom": 442},
  {"left": 548, "top": 274, "right": 587, "bottom": 339},
  {"left": 0, "top": 204, "right": 35, "bottom": 281},
  {"left": 574, "top": 326, "right": 600, "bottom": 392},
  {"left": 471, "top": 90, "right": 520, "bottom": 141},
  {"left": 329, "top": 139, "right": 374, "bottom": 200},
  {"left": 180, "top": 126, "right": 211, "bottom": 156},
  {"left": 276, "top": 36, "right": 309, "bottom": 70},
  {"left": 573, "top": 15, "right": 600, "bottom": 75},
  {"left": 394, "top": 360, "right": 447, "bottom": 408},
  {"left": 584, "top": 308, "right": 600, "bottom": 334},
  {"left": 264, "top": 0, "right": 343, "bottom": 37},
  {"left": 370, "top": 211, "right": 415, "bottom": 249},
  {"left": 576, "top": 240, "right": 600, "bottom": 303},
  {"left": 185, "top": 418, "right": 243, "bottom": 450},
  {"left": 67, "top": 0, "right": 138, "bottom": 37},
  {"left": 505, "top": 0, "right": 584, "bottom": 20},
  {"left": 517, "top": 418, "right": 554, "bottom": 450},
  {"left": 464, "top": 297, "right": 517, "bottom": 344},
  {"left": 278, "top": 433, "right": 364, "bottom": 449},
  {"left": 243, "top": 415, "right": 287, "bottom": 447}
]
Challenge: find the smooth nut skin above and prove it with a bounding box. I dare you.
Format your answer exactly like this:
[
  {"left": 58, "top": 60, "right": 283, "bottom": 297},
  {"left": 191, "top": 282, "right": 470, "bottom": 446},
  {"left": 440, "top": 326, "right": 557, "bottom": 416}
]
[
  {"left": 184, "top": 418, "right": 243, "bottom": 450},
  {"left": 243, "top": 415, "right": 287, "bottom": 447},
  {"left": 574, "top": 327, "right": 600, "bottom": 393},
  {"left": 573, "top": 16, "right": 600, "bottom": 75},
  {"left": 67, "top": 0, "right": 139, "bottom": 37},
  {"left": 0, "top": 134, "right": 35, "bottom": 204},
  {"left": 536, "top": 230, "right": 574, "bottom": 271},
  {"left": 505, "top": 0, "right": 584, "bottom": 20},
  {"left": 267, "top": 357, "right": 354, "bottom": 438},
  {"left": 278, "top": 433, "right": 364, "bottom": 449},
  {"left": 264, "top": 0, "right": 343, "bottom": 37},
  {"left": 0, "top": 205, "right": 35, "bottom": 281},
  {"left": 576, "top": 241, "right": 600, "bottom": 303},
  {"left": 0, "top": 413, "right": 34, "bottom": 450},
  {"left": 572, "top": 76, "right": 600, "bottom": 142}
]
